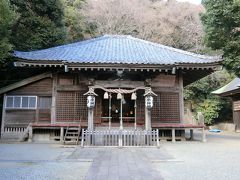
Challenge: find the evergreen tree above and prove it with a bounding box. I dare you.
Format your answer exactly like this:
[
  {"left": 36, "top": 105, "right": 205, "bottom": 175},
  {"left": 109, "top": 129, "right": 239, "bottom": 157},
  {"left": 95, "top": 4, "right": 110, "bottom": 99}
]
[
  {"left": 10, "top": 0, "right": 66, "bottom": 51},
  {"left": 62, "top": 0, "right": 96, "bottom": 42},
  {"left": 0, "top": 0, "right": 16, "bottom": 66},
  {"left": 201, "top": 0, "right": 240, "bottom": 76}
]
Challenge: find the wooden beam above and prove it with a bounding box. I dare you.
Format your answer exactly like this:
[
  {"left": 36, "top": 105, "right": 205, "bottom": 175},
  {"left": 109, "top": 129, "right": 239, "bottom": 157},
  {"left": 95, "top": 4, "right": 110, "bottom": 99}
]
[
  {"left": 51, "top": 74, "right": 57, "bottom": 124},
  {"left": 0, "top": 72, "right": 52, "bottom": 94},
  {"left": 95, "top": 80, "right": 144, "bottom": 88},
  {"left": 57, "top": 85, "right": 85, "bottom": 91},
  {"left": 179, "top": 71, "right": 184, "bottom": 123}
]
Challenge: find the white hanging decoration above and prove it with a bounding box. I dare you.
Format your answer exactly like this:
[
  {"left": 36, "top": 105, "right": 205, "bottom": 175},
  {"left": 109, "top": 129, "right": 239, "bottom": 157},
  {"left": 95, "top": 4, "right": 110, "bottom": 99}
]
[
  {"left": 117, "top": 93, "right": 122, "bottom": 99},
  {"left": 104, "top": 91, "right": 109, "bottom": 99},
  {"left": 131, "top": 92, "right": 137, "bottom": 100}
]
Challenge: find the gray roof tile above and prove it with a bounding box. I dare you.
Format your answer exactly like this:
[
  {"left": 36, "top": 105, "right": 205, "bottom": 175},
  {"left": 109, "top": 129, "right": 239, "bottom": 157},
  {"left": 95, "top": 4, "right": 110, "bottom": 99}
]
[
  {"left": 14, "top": 35, "right": 220, "bottom": 65},
  {"left": 212, "top": 78, "right": 240, "bottom": 95}
]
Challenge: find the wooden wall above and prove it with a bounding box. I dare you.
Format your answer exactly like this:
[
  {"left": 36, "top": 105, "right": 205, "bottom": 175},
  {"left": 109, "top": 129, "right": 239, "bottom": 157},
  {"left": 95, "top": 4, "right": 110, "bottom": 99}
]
[
  {"left": 8, "top": 78, "right": 52, "bottom": 96},
  {"left": 5, "top": 110, "right": 36, "bottom": 124},
  {"left": 4, "top": 78, "right": 52, "bottom": 125},
  {"left": 2, "top": 71, "right": 184, "bottom": 127},
  {"left": 151, "top": 73, "right": 182, "bottom": 123}
]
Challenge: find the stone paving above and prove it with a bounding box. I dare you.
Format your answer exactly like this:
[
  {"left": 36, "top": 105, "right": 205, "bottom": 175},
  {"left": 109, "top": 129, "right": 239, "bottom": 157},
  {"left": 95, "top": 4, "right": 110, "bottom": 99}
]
[{"left": 68, "top": 148, "right": 173, "bottom": 180}]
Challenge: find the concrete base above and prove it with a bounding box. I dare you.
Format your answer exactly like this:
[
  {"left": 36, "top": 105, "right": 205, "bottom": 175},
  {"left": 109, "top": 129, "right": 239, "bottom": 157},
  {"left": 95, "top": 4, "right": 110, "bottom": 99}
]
[{"left": 32, "top": 133, "right": 59, "bottom": 142}]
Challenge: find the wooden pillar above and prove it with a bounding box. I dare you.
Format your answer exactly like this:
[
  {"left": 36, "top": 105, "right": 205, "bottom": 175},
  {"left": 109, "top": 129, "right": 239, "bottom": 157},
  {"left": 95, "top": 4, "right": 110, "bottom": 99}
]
[
  {"left": 88, "top": 108, "right": 94, "bottom": 130},
  {"left": 36, "top": 97, "right": 39, "bottom": 123},
  {"left": 172, "top": 128, "right": 176, "bottom": 143},
  {"left": 145, "top": 108, "right": 151, "bottom": 131},
  {"left": 108, "top": 93, "right": 112, "bottom": 130},
  {"left": 51, "top": 74, "right": 57, "bottom": 124},
  {"left": 145, "top": 107, "right": 148, "bottom": 130},
  {"left": 190, "top": 129, "right": 194, "bottom": 140},
  {"left": 120, "top": 98, "right": 123, "bottom": 130},
  {"left": 134, "top": 100, "right": 137, "bottom": 130},
  {"left": 179, "top": 71, "right": 184, "bottom": 123},
  {"left": 60, "top": 127, "right": 64, "bottom": 143},
  {"left": 1, "top": 94, "right": 6, "bottom": 138},
  {"left": 28, "top": 123, "right": 33, "bottom": 142}
]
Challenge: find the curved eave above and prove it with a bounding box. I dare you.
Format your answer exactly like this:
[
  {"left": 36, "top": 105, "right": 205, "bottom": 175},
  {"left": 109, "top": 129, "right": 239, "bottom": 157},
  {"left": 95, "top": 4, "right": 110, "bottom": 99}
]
[{"left": 14, "top": 59, "right": 222, "bottom": 72}]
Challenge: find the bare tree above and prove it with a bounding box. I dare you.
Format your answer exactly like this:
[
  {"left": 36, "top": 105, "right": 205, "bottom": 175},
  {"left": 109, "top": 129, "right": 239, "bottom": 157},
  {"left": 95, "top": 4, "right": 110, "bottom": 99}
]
[{"left": 82, "top": 0, "right": 204, "bottom": 51}]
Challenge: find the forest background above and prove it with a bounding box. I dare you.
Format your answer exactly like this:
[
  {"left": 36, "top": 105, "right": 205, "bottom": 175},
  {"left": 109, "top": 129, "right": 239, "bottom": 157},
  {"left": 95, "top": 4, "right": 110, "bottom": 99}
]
[{"left": 1, "top": 0, "right": 239, "bottom": 124}]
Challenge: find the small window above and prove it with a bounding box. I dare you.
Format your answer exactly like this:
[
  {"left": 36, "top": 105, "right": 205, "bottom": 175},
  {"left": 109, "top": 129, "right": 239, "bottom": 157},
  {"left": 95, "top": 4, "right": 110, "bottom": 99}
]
[
  {"left": 5, "top": 96, "right": 37, "bottom": 109},
  {"left": 14, "top": 97, "right": 21, "bottom": 108},
  {"left": 6, "top": 97, "right": 13, "bottom": 108},
  {"left": 22, "top": 97, "right": 28, "bottom": 108},
  {"left": 29, "top": 97, "right": 36, "bottom": 108}
]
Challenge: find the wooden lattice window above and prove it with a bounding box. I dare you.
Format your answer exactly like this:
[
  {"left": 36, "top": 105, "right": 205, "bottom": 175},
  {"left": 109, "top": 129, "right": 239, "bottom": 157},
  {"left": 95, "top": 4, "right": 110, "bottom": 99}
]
[
  {"left": 56, "top": 92, "right": 87, "bottom": 122},
  {"left": 152, "top": 95, "right": 161, "bottom": 122},
  {"left": 152, "top": 92, "right": 180, "bottom": 123}
]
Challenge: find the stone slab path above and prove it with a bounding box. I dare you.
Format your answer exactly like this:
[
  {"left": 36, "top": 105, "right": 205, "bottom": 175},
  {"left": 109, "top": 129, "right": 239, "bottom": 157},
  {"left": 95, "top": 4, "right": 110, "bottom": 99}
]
[{"left": 68, "top": 147, "right": 174, "bottom": 180}]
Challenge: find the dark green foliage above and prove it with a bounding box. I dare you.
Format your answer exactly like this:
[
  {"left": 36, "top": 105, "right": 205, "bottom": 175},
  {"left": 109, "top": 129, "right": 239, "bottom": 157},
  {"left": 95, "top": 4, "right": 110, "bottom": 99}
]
[
  {"left": 0, "top": 0, "right": 16, "bottom": 66},
  {"left": 10, "top": 0, "right": 66, "bottom": 51},
  {"left": 63, "top": 0, "right": 96, "bottom": 42},
  {"left": 201, "top": 0, "right": 240, "bottom": 76},
  {"left": 184, "top": 70, "right": 234, "bottom": 124}
]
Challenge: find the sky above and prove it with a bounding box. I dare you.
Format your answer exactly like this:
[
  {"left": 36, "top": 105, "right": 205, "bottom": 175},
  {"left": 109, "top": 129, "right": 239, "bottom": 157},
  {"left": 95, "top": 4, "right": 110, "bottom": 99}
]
[{"left": 177, "top": 0, "right": 202, "bottom": 5}]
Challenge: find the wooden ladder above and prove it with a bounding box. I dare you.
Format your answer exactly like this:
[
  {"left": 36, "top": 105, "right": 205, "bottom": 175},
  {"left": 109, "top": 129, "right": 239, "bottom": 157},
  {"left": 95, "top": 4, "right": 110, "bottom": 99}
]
[{"left": 63, "top": 126, "right": 81, "bottom": 145}]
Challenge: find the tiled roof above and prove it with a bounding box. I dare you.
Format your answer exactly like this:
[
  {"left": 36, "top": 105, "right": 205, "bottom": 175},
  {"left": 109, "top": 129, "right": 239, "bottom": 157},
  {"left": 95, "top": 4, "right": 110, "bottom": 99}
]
[
  {"left": 212, "top": 78, "right": 240, "bottom": 96},
  {"left": 13, "top": 35, "right": 220, "bottom": 65}
]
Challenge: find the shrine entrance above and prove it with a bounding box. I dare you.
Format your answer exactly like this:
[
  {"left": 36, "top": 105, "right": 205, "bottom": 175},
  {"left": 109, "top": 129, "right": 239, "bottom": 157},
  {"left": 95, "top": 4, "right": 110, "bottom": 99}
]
[
  {"left": 85, "top": 85, "right": 156, "bottom": 130},
  {"left": 102, "top": 93, "right": 136, "bottom": 127}
]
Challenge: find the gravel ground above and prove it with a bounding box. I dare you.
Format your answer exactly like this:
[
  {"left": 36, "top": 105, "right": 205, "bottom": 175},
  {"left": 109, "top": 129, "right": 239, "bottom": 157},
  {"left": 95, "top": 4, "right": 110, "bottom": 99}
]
[
  {"left": 0, "top": 144, "right": 91, "bottom": 180},
  {"left": 154, "top": 130, "right": 240, "bottom": 180},
  {"left": 0, "top": 131, "right": 240, "bottom": 180}
]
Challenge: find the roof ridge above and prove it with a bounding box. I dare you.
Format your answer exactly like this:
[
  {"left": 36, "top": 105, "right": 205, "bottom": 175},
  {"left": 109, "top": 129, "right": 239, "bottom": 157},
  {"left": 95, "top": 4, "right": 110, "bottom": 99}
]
[{"left": 122, "top": 35, "right": 220, "bottom": 61}]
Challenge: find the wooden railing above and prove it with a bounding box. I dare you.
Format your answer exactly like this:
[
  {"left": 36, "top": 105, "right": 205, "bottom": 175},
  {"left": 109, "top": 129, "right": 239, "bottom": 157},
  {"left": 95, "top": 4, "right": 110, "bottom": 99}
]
[
  {"left": 81, "top": 129, "right": 159, "bottom": 147},
  {"left": 3, "top": 124, "right": 28, "bottom": 134},
  {"left": 2, "top": 123, "right": 32, "bottom": 141}
]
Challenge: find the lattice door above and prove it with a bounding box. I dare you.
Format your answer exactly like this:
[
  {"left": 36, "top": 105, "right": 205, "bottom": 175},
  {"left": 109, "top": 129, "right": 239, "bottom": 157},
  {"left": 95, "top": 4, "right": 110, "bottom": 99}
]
[
  {"left": 152, "top": 92, "right": 180, "bottom": 123},
  {"left": 56, "top": 91, "right": 87, "bottom": 122}
]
